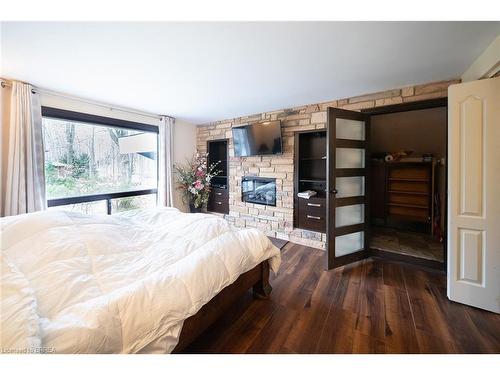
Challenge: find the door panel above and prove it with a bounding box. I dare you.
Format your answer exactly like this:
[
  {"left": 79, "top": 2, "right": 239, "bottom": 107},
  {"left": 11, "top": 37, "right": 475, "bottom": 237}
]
[
  {"left": 448, "top": 77, "right": 500, "bottom": 313},
  {"left": 335, "top": 204, "right": 364, "bottom": 227},
  {"left": 335, "top": 231, "right": 365, "bottom": 257},
  {"left": 335, "top": 176, "right": 365, "bottom": 198},
  {"left": 459, "top": 96, "right": 484, "bottom": 216},
  {"left": 326, "top": 108, "right": 370, "bottom": 269},
  {"left": 336, "top": 148, "right": 365, "bottom": 168},
  {"left": 335, "top": 118, "right": 366, "bottom": 140}
]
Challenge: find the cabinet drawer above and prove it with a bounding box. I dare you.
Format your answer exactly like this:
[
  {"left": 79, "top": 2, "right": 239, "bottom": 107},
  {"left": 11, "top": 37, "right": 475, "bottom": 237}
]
[
  {"left": 298, "top": 197, "right": 326, "bottom": 215},
  {"left": 211, "top": 187, "right": 228, "bottom": 199},
  {"left": 208, "top": 198, "right": 229, "bottom": 214},
  {"left": 298, "top": 212, "right": 326, "bottom": 233}
]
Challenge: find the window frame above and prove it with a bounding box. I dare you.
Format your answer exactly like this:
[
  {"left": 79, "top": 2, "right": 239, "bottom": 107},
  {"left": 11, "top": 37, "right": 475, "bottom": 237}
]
[{"left": 41, "top": 107, "right": 159, "bottom": 215}]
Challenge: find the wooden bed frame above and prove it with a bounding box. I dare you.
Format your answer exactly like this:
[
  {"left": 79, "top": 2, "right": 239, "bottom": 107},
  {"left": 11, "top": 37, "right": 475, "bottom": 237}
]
[{"left": 172, "top": 259, "right": 271, "bottom": 353}]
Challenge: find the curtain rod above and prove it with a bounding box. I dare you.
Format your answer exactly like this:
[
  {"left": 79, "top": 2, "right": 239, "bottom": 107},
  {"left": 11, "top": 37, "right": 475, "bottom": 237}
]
[
  {"left": 1, "top": 79, "right": 12, "bottom": 88},
  {"left": 1, "top": 78, "right": 169, "bottom": 121},
  {"left": 1, "top": 78, "right": 36, "bottom": 94},
  {"left": 37, "top": 87, "right": 165, "bottom": 121}
]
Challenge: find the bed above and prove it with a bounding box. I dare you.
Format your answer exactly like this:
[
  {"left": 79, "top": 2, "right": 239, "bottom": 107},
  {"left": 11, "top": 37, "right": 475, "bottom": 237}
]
[{"left": 0, "top": 207, "right": 281, "bottom": 354}]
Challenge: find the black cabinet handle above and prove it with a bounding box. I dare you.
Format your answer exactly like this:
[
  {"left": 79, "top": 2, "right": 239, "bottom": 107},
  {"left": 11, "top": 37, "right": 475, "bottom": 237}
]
[{"left": 330, "top": 189, "right": 338, "bottom": 194}]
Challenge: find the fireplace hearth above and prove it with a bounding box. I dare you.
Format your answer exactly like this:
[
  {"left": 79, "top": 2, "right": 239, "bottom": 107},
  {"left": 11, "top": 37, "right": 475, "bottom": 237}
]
[{"left": 241, "top": 176, "right": 276, "bottom": 206}]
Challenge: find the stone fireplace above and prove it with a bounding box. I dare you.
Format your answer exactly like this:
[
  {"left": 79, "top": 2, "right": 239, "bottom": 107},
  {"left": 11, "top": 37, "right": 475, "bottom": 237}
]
[{"left": 241, "top": 177, "right": 276, "bottom": 206}]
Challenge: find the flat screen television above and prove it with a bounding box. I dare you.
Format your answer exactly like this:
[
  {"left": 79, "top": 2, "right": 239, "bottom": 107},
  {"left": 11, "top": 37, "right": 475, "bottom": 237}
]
[{"left": 232, "top": 120, "right": 282, "bottom": 157}]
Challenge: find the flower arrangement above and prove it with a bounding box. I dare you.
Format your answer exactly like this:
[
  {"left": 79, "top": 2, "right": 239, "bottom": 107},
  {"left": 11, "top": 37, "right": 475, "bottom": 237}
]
[{"left": 174, "top": 152, "right": 220, "bottom": 212}]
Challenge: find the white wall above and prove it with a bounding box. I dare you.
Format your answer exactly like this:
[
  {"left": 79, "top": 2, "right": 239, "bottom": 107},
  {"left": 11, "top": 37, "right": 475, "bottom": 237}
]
[
  {"left": 462, "top": 34, "right": 500, "bottom": 81},
  {"left": 172, "top": 120, "right": 197, "bottom": 212},
  {"left": 39, "top": 92, "right": 197, "bottom": 212}
]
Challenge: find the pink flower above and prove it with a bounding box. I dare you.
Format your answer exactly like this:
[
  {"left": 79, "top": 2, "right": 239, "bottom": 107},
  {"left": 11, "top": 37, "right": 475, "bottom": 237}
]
[
  {"left": 195, "top": 169, "right": 205, "bottom": 178},
  {"left": 194, "top": 180, "right": 204, "bottom": 190}
]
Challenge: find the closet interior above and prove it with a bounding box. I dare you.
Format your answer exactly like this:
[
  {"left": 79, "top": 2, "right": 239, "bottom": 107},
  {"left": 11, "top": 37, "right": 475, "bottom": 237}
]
[{"left": 369, "top": 106, "right": 447, "bottom": 264}]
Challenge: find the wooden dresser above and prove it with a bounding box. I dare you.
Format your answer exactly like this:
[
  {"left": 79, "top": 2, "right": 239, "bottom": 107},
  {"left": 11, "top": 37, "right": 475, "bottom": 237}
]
[{"left": 371, "top": 161, "right": 435, "bottom": 232}]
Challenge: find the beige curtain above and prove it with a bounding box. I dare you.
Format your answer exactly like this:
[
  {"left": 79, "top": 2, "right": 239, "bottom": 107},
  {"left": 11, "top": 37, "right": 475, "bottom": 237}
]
[
  {"left": 1, "top": 80, "right": 46, "bottom": 217},
  {"left": 158, "top": 115, "right": 174, "bottom": 207}
]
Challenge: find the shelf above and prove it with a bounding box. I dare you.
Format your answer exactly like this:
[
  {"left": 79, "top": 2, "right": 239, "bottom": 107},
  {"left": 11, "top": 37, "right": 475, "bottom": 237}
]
[
  {"left": 300, "top": 156, "right": 327, "bottom": 161},
  {"left": 388, "top": 190, "right": 429, "bottom": 196},
  {"left": 299, "top": 179, "right": 326, "bottom": 183},
  {"left": 388, "top": 214, "right": 430, "bottom": 223},
  {"left": 388, "top": 203, "right": 428, "bottom": 209},
  {"left": 388, "top": 178, "right": 429, "bottom": 182}
]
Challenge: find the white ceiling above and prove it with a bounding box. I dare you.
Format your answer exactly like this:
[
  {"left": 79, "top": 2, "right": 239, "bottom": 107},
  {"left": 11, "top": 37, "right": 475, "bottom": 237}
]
[{"left": 1, "top": 22, "right": 499, "bottom": 123}]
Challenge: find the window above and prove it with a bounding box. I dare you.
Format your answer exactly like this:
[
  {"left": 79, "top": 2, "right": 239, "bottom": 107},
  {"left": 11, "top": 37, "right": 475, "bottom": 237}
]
[{"left": 42, "top": 107, "right": 159, "bottom": 215}]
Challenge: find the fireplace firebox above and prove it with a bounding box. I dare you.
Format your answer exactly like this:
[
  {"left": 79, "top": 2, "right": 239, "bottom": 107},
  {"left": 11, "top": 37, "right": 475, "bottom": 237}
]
[{"left": 241, "top": 176, "right": 276, "bottom": 206}]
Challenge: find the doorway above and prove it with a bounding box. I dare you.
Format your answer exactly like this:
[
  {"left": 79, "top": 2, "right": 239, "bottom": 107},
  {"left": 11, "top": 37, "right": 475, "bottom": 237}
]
[
  {"left": 326, "top": 99, "right": 447, "bottom": 270},
  {"left": 369, "top": 106, "right": 446, "bottom": 265}
]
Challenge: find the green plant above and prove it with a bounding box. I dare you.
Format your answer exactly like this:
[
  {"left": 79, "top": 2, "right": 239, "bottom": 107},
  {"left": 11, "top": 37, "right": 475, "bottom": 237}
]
[
  {"left": 174, "top": 152, "right": 220, "bottom": 208},
  {"left": 60, "top": 152, "right": 90, "bottom": 179},
  {"left": 115, "top": 197, "right": 139, "bottom": 212}
]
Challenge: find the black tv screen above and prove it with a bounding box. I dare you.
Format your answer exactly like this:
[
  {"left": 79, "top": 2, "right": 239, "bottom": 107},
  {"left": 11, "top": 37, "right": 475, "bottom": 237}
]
[{"left": 232, "top": 121, "right": 282, "bottom": 157}]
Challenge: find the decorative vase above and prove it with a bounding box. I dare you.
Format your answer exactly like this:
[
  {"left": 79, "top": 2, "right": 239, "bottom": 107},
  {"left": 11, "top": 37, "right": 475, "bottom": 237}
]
[{"left": 189, "top": 202, "right": 203, "bottom": 213}]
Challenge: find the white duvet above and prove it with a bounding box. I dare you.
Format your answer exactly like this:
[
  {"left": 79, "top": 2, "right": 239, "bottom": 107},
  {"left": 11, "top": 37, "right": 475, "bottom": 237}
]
[{"left": 0, "top": 207, "right": 281, "bottom": 353}]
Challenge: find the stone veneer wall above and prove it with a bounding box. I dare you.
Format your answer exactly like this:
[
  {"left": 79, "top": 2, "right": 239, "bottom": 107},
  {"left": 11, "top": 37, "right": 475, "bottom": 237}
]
[{"left": 196, "top": 79, "right": 459, "bottom": 249}]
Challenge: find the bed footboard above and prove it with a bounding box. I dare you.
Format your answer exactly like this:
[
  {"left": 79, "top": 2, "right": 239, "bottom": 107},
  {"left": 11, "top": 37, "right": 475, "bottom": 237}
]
[
  {"left": 173, "top": 259, "right": 271, "bottom": 353},
  {"left": 252, "top": 260, "right": 272, "bottom": 299}
]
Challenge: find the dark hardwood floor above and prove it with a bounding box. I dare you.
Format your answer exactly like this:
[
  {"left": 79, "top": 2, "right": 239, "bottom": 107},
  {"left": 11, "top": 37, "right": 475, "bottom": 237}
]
[{"left": 183, "top": 243, "right": 500, "bottom": 354}]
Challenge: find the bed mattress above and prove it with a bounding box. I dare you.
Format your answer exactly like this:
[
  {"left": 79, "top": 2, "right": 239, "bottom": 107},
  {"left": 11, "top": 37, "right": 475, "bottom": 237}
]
[{"left": 0, "top": 207, "right": 281, "bottom": 353}]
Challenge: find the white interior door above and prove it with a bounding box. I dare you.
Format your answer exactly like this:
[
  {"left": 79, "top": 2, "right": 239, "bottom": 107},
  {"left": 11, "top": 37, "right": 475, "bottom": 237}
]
[{"left": 448, "top": 76, "right": 500, "bottom": 313}]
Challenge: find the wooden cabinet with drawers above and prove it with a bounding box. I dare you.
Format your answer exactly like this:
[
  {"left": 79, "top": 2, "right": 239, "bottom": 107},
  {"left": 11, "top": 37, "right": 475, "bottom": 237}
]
[
  {"left": 294, "top": 130, "right": 327, "bottom": 233},
  {"left": 297, "top": 196, "right": 326, "bottom": 232},
  {"left": 207, "top": 186, "right": 229, "bottom": 214},
  {"left": 207, "top": 139, "right": 229, "bottom": 214}
]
